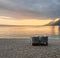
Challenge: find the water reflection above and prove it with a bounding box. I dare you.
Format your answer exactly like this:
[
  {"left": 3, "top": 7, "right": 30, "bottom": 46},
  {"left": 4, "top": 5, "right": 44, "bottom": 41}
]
[
  {"left": 0, "top": 26, "right": 60, "bottom": 38},
  {"left": 52, "top": 26, "right": 60, "bottom": 35},
  {"left": 59, "top": 26, "right": 60, "bottom": 35}
]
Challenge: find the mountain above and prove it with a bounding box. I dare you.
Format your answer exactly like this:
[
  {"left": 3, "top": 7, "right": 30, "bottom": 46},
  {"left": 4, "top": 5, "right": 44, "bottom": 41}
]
[{"left": 46, "top": 18, "right": 60, "bottom": 26}]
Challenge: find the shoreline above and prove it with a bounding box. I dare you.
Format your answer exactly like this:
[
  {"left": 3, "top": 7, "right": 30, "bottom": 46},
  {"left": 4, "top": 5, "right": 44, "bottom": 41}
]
[{"left": 0, "top": 39, "right": 60, "bottom": 58}]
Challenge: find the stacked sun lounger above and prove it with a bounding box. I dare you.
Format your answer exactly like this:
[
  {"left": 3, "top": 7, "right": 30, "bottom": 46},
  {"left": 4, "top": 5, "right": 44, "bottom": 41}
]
[{"left": 32, "top": 36, "right": 48, "bottom": 46}]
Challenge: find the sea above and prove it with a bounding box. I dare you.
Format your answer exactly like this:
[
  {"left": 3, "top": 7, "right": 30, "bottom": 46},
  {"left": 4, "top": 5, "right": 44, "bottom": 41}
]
[{"left": 0, "top": 26, "right": 60, "bottom": 39}]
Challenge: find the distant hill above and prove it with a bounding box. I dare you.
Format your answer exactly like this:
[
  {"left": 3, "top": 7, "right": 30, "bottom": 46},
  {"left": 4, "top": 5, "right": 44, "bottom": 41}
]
[
  {"left": 46, "top": 18, "right": 60, "bottom": 26},
  {"left": 0, "top": 24, "right": 43, "bottom": 27},
  {"left": 0, "top": 24, "right": 17, "bottom": 27}
]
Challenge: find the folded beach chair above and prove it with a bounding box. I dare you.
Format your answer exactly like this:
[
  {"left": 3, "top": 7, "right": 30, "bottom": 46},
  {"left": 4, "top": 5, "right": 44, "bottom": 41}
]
[
  {"left": 32, "top": 36, "right": 48, "bottom": 46},
  {"left": 32, "top": 36, "right": 39, "bottom": 46},
  {"left": 39, "top": 36, "right": 48, "bottom": 45}
]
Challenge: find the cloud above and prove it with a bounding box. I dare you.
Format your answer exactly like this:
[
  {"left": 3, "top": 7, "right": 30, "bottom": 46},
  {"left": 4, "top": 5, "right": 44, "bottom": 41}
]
[{"left": 0, "top": 0, "right": 60, "bottom": 19}]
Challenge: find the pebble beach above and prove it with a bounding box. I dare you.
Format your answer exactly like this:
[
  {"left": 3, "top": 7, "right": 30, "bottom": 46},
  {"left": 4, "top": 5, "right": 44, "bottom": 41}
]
[{"left": 0, "top": 38, "right": 60, "bottom": 58}]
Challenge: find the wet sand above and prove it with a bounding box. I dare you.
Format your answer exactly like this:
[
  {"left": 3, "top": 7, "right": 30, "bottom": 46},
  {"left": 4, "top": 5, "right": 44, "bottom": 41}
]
[{"left": 0, "top": 38, "right": 60, "bottom": 58}]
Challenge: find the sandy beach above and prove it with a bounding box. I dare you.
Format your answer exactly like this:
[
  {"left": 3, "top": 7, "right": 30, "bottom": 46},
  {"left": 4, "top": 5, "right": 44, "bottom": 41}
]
[{"left": 0, "top": 38, "right": 60, "bottom": 58}]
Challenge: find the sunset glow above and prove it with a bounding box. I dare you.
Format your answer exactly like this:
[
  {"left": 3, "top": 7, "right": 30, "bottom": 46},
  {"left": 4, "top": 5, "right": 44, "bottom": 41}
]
[
  {"left": 0, "top": 16, "right": 52, "bottom": 26},
  {"left": 54, "top": 18, "right": 60, "bottom": 22}
]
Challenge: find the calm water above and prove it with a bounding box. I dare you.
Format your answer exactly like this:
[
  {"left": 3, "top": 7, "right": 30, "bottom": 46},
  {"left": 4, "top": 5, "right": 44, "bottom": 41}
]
[{"left": 0, "top": 26, "right": 60, "bottom": 39}]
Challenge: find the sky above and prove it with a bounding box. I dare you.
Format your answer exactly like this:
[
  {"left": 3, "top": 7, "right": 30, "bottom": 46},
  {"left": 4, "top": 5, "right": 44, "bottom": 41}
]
[{"left": 0, "top": 0, "right": 60, "bottom": 25}]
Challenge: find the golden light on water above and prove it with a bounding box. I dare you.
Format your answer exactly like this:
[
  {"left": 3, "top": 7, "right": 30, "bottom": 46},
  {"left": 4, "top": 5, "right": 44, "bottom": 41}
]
[
  {"left": 53, "top": 26, "right": 59, "bottom": 35},
  {"left": 0, "top": 26, "right": 59, "bottom": 37}
]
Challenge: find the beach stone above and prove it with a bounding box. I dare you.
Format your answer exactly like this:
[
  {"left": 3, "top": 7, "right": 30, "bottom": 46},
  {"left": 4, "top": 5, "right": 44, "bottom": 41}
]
[{"left": 0, "top": 39, "right": 60, "bottom": 58}]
